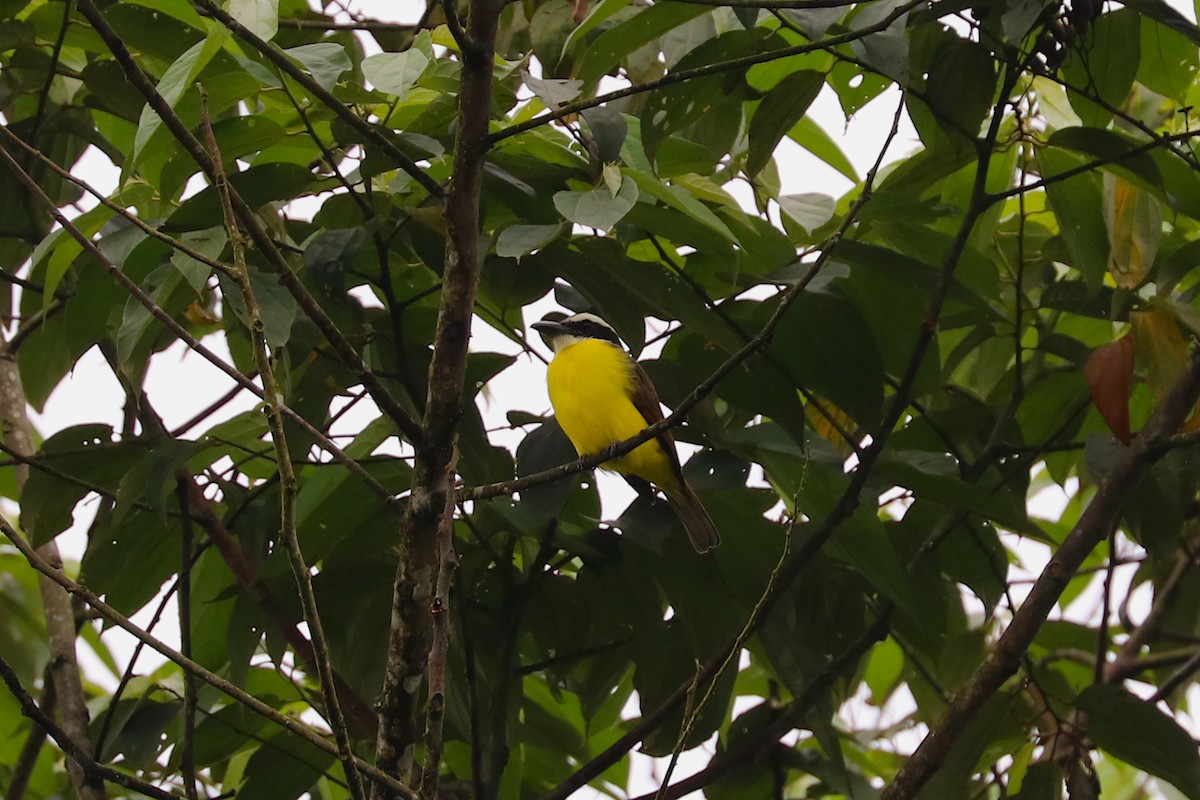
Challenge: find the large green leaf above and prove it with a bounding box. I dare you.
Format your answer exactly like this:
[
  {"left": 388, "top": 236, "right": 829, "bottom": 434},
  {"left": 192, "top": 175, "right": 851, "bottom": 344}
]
[
  {"left": 131, "top": 30, "right": 230, "bottom": 170},
  {"left": 1076, "top": 684, "right": 1200, "bottom": 799},
  {"left": 746, "top": 70, "right": 824, "bottom": 177},
  {"left": 576, "top": 3, "right": 711, "bottom": 84},
  {"left": 1061, "top": 8, "right": 1141, "bottom": 127},
  {"left": 1037, "top": 146, "right": 1109, "bottom": 288},
  {"left": 553, "top": 175, "right": 639, "bottom": 231},
  {"left": 164, "top": 162, "right": 320, "bottom": 231}
]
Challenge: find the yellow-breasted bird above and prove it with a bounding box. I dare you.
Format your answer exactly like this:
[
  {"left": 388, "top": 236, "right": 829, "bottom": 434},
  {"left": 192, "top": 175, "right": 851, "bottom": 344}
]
[{"left": 533, "top": 312, "right": 720, "bottom": 553}]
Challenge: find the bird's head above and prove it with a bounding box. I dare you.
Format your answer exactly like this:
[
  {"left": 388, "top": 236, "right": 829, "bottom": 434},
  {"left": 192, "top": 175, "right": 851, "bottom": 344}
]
[{"left": 532, "top": 312, "right": 623, "bottom": 353}]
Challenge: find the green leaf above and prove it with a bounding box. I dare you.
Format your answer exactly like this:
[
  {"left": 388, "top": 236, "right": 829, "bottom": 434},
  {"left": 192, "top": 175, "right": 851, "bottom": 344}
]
[
  {"left": 229, "top": 0, "right": 278, "bottom": 40},
  {"left": 746, "top": 70, "right": 824, "bottom": 177},
  {"left": 164, "top": 162, "right": 318, "bottom": 231},
  {"left": 1076, "top": 684, "right": 1200, "bottom": 799},
  {"left": 496, "top": 224, "right": 565, "bottom": 259},
  {"left": 1138, "top": 17, "right": 1200, "bottom": 103},
  {"left": 1061, "top": 8, "right": 1140, "bottom": 127},
  {"left": 922, "top": 36, "right": 995, "bottom": 142},
  {"left": 577, "top": 4, "right": 711, "bottom": 84},
  {"left": 1037, "top": 146, "right": 1109, "bottom": 288},
  {"left": 523, "top": 71, "right": 583, "bottom": 106},
  {"left": 1012, "top": 761, "right": 1064, "bottom": 799},
  {"left": 302, "top": 226, "right": 369, "bottom": 295},
  {"left": 561, "top": 0, "right": 634, "bottom": 60},
  {"left": 1003, "top": 0, "right": 1052, "bottom": 43},
  {"left": 283, "top": 42, "right": 351, "bottom": 91},
  {"left": 789, "top": 115, "right": 859, "bottom": 182},
  {"left": 363, "top": 49, "right": 430, "bottom": 100},
  {"left": 849, "top": 0, "right": 910, "bottom": 84},
  {"left": 1123, "top": 0, "right": 1200, "bottom": 46},
  {"left": 770, "top": 292, "right": 884, "bottom": 427},
  {"left": 32, "top": 204, "right": 110, "bottom": 306},
  {"left": 20, "top": 426, "right": 148, "bottom": 546},
  {"left": 553, "top": 175, "right": 639, "bottom": 230},
  {"left": 116, "top": 264, "right": 190, "bottom": 371},
  {"left": 1048, "top": 127, "right": 1165, "bottom": 199},
  {"left": 874, "top": 453, "right": 1042, "bottom": 537},
  {"left": 625, "top": 168, "right": 736, "bottom": 242},
  {"left": 825, "top": 507, "right": 916, "bottom": 612},
  {"left": 778, "top": 193, "right": 836, "bottom": 234},
  {"left": 219, "top": 264, "right": 298, "bottom": 349},
  {"left": 131, "top": 30, "right": 229, "bottom": 170},
  {"left": 162, "top": 115, "right": 285, "bottom": 199},
  {"left": 170, "top": 226, "right": 227, "bottom": 291},
  {"left": 515, "top": 419, "right": 579, "bottom": 519},
  {"left": 238, "top": 730, "right": 335, "bottom": 800}
]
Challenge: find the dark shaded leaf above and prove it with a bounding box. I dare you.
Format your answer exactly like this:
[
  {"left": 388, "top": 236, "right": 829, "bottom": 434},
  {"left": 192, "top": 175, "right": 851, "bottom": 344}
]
[
  {"left": 746, "top": 70, "right": 824, "bottom": 177},
  {"left": 1076, "top": 684, "right": 1200, "bottom": 799}
]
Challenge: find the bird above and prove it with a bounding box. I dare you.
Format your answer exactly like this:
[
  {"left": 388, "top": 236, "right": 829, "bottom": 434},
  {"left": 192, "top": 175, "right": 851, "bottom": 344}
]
[{"left": 532, "top": 311, "right": 720, "bottom": 553}]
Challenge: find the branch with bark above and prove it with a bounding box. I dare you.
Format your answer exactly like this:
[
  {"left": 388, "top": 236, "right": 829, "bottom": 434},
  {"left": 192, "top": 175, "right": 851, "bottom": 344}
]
[
  {"left": 75, "top": 0, "right": 427, "bottom": 447},
  {"left": 0, "top": 515, "right": 419, "bottom": 800},
  {"left": 373, "top": 0, "right": 504, "bottom": 793},
  {"left": 879, "top": 351, "right": 1200, "bottom": 800},
  {"left": 0, "top": 331, "right": 105, "bottom": 800}
]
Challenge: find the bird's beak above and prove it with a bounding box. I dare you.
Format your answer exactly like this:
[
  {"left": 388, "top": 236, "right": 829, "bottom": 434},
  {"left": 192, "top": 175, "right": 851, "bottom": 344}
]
[{"left": 532, "top": 320, "right": 568, "bottom": 335}]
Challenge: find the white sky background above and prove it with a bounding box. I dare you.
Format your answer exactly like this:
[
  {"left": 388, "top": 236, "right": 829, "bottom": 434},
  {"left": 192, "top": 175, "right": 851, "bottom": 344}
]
[{"left": 11, "top": 0, "right": 1200, "bottom": 797}]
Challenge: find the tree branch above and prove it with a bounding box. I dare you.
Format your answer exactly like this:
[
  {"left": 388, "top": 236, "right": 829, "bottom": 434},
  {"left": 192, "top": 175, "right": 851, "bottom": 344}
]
[
  {"left": 175, "top": 479, "right": 201, "bottom": 800},
  {"left": 74, "top": 0, "right": 427, "bottom": 447},
  {"left": 189, "top": 0, "right": 444, "bottom": 200},
  {"left": 879, "top": 351, "right": 1200, "bottom": 800},
  {"left": 175, "top": 473, "right": 377, "bottom": 734},
  {"left": 372, "top": 0, "right": 504, "bottom": 790},
  {"left": 0, "top": 515, "right": 419, "bottom": 800},
  {"left": 0, "top": 329, "right": 106, "bottom": 800},
  {"left": 0, "top": 141, "right": 398, "bottom": 506},
  {"left": 488, "top": 0, "right": 925, "bottom": 144},
  {"left": 203, "top": 99, "right": 367, "bottom": 800},
  {"left": 0, "top": 655, "right": 181, "bottom": 800}
]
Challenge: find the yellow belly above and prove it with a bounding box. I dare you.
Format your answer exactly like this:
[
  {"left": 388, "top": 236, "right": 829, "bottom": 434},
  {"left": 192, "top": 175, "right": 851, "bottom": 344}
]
[{"left": 546, "top": 339, "right": 676, "bottom": 488}]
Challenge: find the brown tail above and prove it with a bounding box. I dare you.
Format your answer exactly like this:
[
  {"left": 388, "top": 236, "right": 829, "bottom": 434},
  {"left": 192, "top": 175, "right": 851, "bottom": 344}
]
[{"left": 666, "top": 479, "right": 720, "bottom": 553}]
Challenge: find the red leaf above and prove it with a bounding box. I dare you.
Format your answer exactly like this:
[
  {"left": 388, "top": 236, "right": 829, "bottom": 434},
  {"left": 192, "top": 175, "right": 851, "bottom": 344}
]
[{"left": 1084, "top": 335, "right": 1134, "bottom": 445}]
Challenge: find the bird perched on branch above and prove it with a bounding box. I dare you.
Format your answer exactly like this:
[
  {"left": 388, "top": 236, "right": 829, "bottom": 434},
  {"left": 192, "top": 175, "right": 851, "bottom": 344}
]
[{"left": 533, "top": 311, "right": 720, "bottom": 553}]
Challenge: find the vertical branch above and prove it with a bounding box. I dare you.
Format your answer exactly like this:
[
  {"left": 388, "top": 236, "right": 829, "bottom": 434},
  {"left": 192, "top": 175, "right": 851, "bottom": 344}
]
[
  {"left": 0, "top": 334, "right": 105, "bottom": 800},
  {"left": 417, "top": 488, "right": 459, "bottom": 800},
  {"left": 200, "top": 101, "right": 366, "bottom": 800},
  {"left": 175, "top": 479, "right": 201, "bottom": 800},
  {"left": 373, "top": 0, "right": 503, "bottom": 790}
]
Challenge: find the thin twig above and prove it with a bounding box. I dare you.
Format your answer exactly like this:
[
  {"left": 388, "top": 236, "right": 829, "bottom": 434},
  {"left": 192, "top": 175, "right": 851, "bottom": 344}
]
[
  {"left": 201, "top": 101, "right": 367, "bottom": 800},
  {"left": 417, "top": 489, "right": 459, "bottom": 800},
  {"left": 656, "top": 521, "right": 793, "bottom": 799},
  {"left": 189, "top": 0, "right": 444, "bottom": 199},
  {"left": 0, "top": 655, "right": 181, "bottom": 800},
  {"left": 7, "top": 666, "right": 54, "bottom": 800},
  {"left": 0, "top": 514, "right": 419, "bottom": 800},
  {"left": 0, "top": 141, "right": 397, "bottom": 506},
  {"left": 488, "top": 0, "right": 925, "bottom": 144},
  {"left": 73, "top": 0, "right": 427, "bottom": 447},
  {"left": 879, "top": 352, "right": 1200, "bottom": 800},
  {"left": 176, "top": 479, "right": 201, "bottom": 800}
]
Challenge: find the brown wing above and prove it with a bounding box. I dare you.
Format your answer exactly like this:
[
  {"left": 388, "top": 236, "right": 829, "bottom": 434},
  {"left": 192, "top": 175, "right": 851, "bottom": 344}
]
[{"left": 629, "top": 359, "right": 687, "bottom": 483}]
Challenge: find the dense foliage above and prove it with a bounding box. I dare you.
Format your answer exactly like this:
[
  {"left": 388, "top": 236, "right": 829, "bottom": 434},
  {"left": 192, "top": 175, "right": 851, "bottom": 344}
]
[{"left": 4, "top": 0, "right": 1200, "bottom": 798}]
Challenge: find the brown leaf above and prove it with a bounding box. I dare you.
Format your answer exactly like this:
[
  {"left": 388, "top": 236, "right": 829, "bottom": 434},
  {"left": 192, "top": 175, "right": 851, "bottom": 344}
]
[{"left": 1084, "top": 335, "right": 1134, "bottom": 444}]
